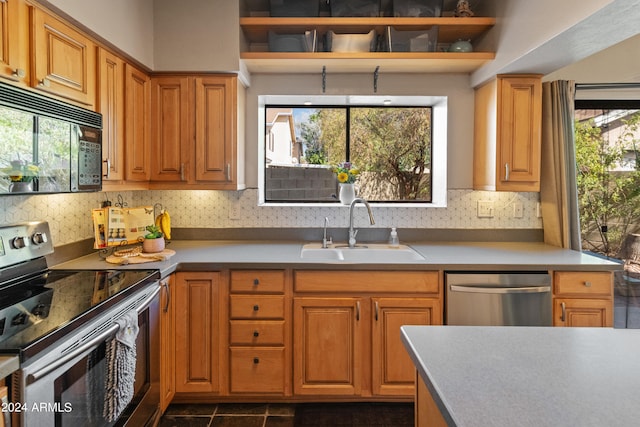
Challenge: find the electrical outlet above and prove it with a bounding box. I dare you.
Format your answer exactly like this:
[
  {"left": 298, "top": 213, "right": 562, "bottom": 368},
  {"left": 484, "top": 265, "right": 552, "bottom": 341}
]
[
  {"left": 513, "top": 202, "right": 524, "bottom": 218},
  {"left": 229, "top": 208, "right": 241, "bottom": 220},
  {"left": 477, "top": 200, "right": 494, "bottom": 218},
  {"left": 536, "top": 202, "right": 542, "bottom": 218}
]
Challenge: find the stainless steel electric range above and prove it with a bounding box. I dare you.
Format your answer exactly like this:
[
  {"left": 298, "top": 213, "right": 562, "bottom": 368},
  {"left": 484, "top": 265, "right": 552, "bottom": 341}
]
[{"left": 0, "top": 221, "right": 161, "bottom": 427}]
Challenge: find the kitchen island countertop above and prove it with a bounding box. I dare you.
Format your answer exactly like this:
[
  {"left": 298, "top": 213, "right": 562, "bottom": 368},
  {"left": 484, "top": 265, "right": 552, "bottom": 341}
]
[
  {"left": 401, "top": 325, "right": 640, "bottom": 427},
  {"left": 52, "top": 240, "right": 621, "bottom": 276}
]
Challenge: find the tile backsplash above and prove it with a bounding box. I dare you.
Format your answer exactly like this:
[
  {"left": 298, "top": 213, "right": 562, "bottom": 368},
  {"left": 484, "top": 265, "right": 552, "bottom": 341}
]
[{"left": 0, "top": 189, "right": 542, "bottom": 247}]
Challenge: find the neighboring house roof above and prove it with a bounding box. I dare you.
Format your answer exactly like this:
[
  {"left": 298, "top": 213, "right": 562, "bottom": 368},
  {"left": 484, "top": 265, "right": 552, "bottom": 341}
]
[{"left": 266, "top": 108, "right": 296, "bottom": 143}]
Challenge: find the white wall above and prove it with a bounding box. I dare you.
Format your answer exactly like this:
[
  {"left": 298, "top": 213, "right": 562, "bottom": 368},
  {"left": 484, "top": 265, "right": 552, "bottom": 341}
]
[
  {"left": 152, "top": 0, "right": 240, "bottom": 72},
  {"left": 47, "top": 0, "right": 155, "bottom": 68},
  {"left": 472, "top": 0, "right": 640, "bottom": 86}
]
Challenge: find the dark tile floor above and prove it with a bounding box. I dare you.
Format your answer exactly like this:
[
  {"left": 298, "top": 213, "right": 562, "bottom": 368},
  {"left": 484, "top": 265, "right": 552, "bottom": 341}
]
[{"left": 159, "top": 402, "right": 414, "bottom": 427}]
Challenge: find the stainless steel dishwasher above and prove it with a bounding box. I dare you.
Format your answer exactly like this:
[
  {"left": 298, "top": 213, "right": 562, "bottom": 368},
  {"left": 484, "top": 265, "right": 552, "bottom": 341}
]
[{"left": 446, "top": 272, "right": 552, "bottom": 326}]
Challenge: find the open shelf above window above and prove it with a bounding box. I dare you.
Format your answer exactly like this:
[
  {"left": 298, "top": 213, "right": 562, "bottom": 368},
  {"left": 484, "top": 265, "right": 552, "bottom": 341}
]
[{"left": 240, "top": 17, "right": 495, "bottom": 74}]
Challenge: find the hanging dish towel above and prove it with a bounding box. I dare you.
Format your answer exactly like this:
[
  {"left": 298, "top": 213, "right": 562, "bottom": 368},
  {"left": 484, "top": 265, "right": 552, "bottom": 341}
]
[{"left": 104, "top": 310, "right": 139, "bottom": 422}]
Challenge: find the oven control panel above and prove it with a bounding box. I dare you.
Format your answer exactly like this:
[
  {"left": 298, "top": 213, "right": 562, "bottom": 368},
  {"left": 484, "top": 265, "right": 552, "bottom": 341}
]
[{"left": 0, "top": 222, "right": 54, "bottom": 269}]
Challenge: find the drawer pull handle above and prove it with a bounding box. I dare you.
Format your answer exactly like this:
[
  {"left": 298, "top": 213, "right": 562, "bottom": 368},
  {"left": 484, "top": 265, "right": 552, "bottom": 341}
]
[
  {"left": 561, "top": 302, "right": 566, "bottom": 322},
  {"left": 253, "top": 331, "right": 260, "bottom": 337},
  {"left": 374, "top": 301, "right": 379, "bottom": 321},
  {"left": 356, "top": 301, "right": 361, "bottom": 321},
  {"left": 253, "top": 279, "right": 260, "bottom": 286},
  {"left": 584, "top": 281, "right": 592, "bottom": 287},
  {"left": 253, "top": 305, "right": 260, "bottom": 311},
  {"left": 253, "top": 357, "right": 260, "bottom": 364}
]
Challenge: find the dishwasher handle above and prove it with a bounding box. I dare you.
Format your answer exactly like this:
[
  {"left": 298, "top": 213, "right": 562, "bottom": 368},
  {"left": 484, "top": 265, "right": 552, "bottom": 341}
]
[{"left": 450, "top": 284, "right": 551, "bottom": 294}]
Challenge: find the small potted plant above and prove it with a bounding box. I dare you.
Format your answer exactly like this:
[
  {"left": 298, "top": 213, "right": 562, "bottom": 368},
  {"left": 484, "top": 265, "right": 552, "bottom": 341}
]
[{"left": 142, "top": 224, "right": 165, "bottom": 253}]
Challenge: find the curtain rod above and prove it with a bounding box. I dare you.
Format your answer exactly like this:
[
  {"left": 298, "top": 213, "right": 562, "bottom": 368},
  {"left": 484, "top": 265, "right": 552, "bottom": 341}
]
[{"left": 576, "top": 83, "right": 640, "bottom": 90}]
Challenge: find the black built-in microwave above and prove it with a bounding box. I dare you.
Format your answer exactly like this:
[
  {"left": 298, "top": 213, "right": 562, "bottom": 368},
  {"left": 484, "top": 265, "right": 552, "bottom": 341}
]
[{"left": 0, "top": 81, "right": 102, "bottom": 195}]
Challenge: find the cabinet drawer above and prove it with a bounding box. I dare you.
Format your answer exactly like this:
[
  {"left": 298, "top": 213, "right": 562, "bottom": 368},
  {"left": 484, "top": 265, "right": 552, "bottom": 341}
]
[
  {"left": 554, "top": 272, "right": 612, "bottom": 297},
  {"left": 230, "top": 270, "right": 285, "bottom": 293},
  {"left": 294, "top": 271, "right": 439, "bottom": 294},
  {"left": 230, "top": 320, "right": 285, "bottom": 346},
  {"left": 229, "top": 347, "right": 285, "bottom": 394},
  {"left": 230, "top": 295, "right": 285, "bottom": 319}
]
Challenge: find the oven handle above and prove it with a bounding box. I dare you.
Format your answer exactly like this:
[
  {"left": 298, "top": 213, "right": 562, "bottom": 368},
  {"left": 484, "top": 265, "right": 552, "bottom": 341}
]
[
  {"left": 450, "top": 285, "right": 551, "bottom": 294},
  {"left": 26, "top": 284, "right": 161, "bottom": 385}
]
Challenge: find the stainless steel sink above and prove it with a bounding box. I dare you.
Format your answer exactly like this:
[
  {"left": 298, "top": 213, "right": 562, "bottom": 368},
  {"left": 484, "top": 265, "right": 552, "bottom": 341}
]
[{"left": 300, "top": 243, "right": 425, "bottom": 262}]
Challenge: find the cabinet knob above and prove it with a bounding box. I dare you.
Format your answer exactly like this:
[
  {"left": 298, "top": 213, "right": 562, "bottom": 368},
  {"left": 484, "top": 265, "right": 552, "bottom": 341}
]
[
  {"left": 12, "top": 68, "right": 26, "bottom": 79},
  {"left": 38, "top": 77, "right": 51, "bottom": 88},
  {"left": 253, "top": 305, "right": 260, "bottom": 311},
  {"left": 253, "top": 331, "right": 260, "bottom": 337},
  {"left": 253, "top": 357, "right": 260, "bottom": 364},
  {"left": 253, "top": 278, "right": 260, "bottom": 286},
  {"left": 584, "top": 281, "right": 592, "bottom": 287}
]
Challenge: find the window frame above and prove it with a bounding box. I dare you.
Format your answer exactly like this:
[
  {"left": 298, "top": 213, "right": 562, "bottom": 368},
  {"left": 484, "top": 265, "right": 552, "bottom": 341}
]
[{"left": 257, "top": 95, "right": 448, "bottom": 207}]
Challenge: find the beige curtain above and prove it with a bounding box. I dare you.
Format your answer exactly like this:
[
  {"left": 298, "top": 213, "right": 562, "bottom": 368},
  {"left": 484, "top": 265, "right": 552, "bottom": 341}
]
[{"left": 539, "top": 80, "right": 581, "bottom": 249}]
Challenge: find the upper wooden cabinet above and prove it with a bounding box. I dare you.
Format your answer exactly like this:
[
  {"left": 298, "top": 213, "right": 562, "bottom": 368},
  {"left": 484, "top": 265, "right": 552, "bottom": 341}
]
[
  {"left": 150, "top": 74, "right": 245, "bottom": 190},
  {"left": 31, "top": 7, "right": 96, "bottom": 108},
  {"left": 97, "top": 47, "right": 125, "bottom": 182},
  {"left": 0, "top": 0, "right": 29, "bottom": 85},
  {"left": 125, "top": 64, "right": 151, "bottom": 182},
  {"left": 473, "top": 74, "right": 543, "bottom": 192}
]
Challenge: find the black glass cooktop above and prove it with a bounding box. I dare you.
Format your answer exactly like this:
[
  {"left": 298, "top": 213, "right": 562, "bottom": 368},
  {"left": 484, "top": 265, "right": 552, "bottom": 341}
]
[{"left": 0, "top": 269, "right": 159, "bottom": 361}]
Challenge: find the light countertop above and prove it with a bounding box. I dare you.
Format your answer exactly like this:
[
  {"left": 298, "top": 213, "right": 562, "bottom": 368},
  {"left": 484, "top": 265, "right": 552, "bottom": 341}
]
[
  {"left": 401, "top": 325, "right": 640, "bottom": 427},
  {"left": 53, "top": 240, "right": 621, "bottom": 276}
]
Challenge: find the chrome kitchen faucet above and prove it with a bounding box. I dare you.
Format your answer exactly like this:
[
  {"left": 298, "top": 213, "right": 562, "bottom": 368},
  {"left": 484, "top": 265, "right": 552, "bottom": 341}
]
[{"left": 348, "top": 198, "right": 375, "bottom": 248}]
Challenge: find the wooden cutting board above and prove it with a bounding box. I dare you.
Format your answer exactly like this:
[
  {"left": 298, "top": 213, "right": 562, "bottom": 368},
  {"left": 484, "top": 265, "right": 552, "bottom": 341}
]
[{"left": 106, "top": 248, "right": 176, "bottom": 265}]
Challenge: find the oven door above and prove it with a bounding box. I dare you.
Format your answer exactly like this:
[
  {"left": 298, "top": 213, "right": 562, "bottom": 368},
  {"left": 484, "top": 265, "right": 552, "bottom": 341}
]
[{"left": 16, "top": 284, "right": 160, "bottom": 427}]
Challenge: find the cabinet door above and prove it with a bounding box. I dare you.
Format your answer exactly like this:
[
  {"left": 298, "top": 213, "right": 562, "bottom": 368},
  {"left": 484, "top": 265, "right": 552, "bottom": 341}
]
[
  {"left": 159, "top": 275, "right": 175, "bottom": 412},
  {"left": 371, "top": 298, "right": 441, "bottom": 396},
  {"left": 151, "top": 76, "right": 191, "bottom": 182},
  {"left": 293, "top": 297, "right": 364, "bottom": 396},
  {"left": 124, "top": 64, "right": 151, "bottom": 181},
  {"left": 194, "top": 76, "right": 236, "bottom": 185},
  {"left": 0, "top": 0, "right": 28, "bottom": 85},
  {"left": 554, "top": 298, "right": 612, "bottom": 327},
  {"left": 97, "top": 48, "right": 125, "bottom": 181},
  {"left": 496, "top": 75, "right": 542, "bottom": 191},
  {"left": 31, "top": 7, "right": 96, "bottom": 107},
  {"left": 175, "top": 272, "right": 221, "bottom": 394}
]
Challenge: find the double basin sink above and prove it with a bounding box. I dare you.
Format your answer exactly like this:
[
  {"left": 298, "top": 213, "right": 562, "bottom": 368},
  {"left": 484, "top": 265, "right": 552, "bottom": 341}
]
[{"left": 300, "top": 243, "right": 425, "bottom": 262}]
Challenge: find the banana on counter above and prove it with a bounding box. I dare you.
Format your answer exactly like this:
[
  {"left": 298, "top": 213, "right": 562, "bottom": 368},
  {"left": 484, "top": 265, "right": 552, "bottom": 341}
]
[{"left": 154, "top": 209, "right": 172, "bottom": 240}]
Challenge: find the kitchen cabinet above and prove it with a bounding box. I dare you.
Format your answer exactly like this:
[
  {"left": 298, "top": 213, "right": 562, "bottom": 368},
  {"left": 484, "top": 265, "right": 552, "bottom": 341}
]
[
  {"left": 228, "top": 270, "right": 289, "bottom": 395},
  {"left": 159, "top": 275, "right": 175, "bottom": 412},
  {"left": 150, "top": 74, "right": 245, "bottom": 190},
  {"left": 174, "top": 272, "right": 222, "bottom": 394},
  {"left": 97, "top": 47, "right": 125, "bottom": 182},
  {"left": 30, "top": 7, "right": 96, "bottom": 108},
  {"left": 293, "top": 271, "right": 441, "bottom": 398},
  {"left": 0, "top": 0, "right": 29, "bottom": 85},
  {"left": 125, "top": 63, "right": 151, "bottom": 182},
  {"left": 239, "top": 15, "right": 496, "bottom": 74},
  {"left": 553, "top": 271, "right": 613, "bottom": 327},
  {"left": 474, "top": 74, "right": 542, "bottom": 192}
]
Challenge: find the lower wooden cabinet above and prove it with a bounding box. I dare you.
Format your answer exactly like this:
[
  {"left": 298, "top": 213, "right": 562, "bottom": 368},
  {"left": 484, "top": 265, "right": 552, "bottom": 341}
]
[
  {"left": 372, "top": 298, "right": 441, "bottom": 396},
  {"left": 553, "top": 271, "right": 613, "bottom": 327},
  {"left": 228, "top": 270, "right": 289, "bottom": 396},
  {"left": 174, "top": 272, "right": 221, "bottom": 394},
  {"left": 159, "top": 275, "right": 175, "bottom": 412},
  {"left": 292, "top": 271, "right": 442, "bottom": 398}
]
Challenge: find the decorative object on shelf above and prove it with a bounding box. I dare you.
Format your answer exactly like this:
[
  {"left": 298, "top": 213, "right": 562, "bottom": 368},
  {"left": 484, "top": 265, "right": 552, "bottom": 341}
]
[
  {"left": 334, "top": 162, "right": 360, "bottom": 205},
  {"left": 448, "top": 39, "right": 473, "bottom": 52},
  {"left": 142, "top": 224, "right": 165, "bottom": 253},
  {"left": 339, "top": 183, "right": 357, "bottom": 205},
  {"left": 455, "top": 0, "right": 475, "bottom": 17}
]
